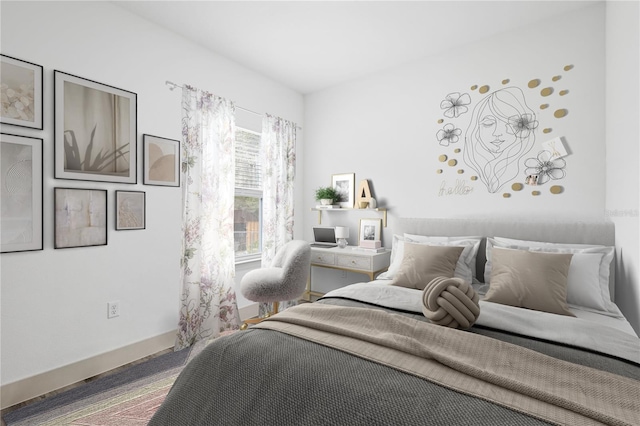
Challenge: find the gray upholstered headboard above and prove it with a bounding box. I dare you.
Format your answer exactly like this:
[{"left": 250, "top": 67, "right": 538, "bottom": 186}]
[{"left": 390, "top": 217, "right": 616, "bottom": 300}]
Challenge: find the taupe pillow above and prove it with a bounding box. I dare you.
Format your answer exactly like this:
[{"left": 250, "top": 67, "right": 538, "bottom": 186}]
[
  {"left": 391, "top": 243, "right": 464, "bottom": 290},
  {"left": 484, "top": 247, "right": 575, "bottom": 316}
]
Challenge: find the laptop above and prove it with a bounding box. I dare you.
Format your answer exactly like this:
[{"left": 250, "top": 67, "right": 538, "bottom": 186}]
[{"left": 310, "top": 226, "right": 337, "bottom": 248}]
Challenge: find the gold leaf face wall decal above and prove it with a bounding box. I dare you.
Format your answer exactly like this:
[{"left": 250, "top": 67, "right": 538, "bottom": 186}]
[{"left": 434, "top": 65, "right": 572, "bottom": 199}]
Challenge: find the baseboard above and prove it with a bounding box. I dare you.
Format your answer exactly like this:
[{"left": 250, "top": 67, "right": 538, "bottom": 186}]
[
  {"left": 239, "top": 302, "right": 259, "bottom": 321},
  {"left": 0, "top": 330, "right": 176, "bottom": 410},
  {"left": 1, "top": 306, "right": 259, "bottom": 410}
]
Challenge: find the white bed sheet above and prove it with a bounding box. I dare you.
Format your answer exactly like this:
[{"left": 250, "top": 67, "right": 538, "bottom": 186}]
[{"left": 321, "top": 280, "right": 640, "bottom": 363}]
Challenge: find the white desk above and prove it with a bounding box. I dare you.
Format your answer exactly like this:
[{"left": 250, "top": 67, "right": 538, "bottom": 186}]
[{"left": 305, "top": 246, "right": 391, "bottom": 300}]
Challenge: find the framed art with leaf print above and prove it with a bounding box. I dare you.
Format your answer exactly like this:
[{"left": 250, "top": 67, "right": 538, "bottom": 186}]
[
  {"left": 1, "top": 55, "right": 43, "bottom": 130},
  {"left": 143, "top": 134, "right": 180, "bottom": 187},
  {"left": 332, "top": 173, "right": 355, "bottom": 208},
  {"left": 115, "top": 190, "right": 145, "bottom": 230},
  {"left": 54, "top": 187, "right": 107, "bottom": 249},
  {"left": 1, "top": 133, "right": 43, "bottom": 253},
  {"left": 54, "top": 71, "right": 137, "bottom": 183}
]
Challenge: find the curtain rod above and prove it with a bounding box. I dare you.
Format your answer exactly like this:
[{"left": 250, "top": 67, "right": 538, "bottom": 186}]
[{"left": 165, "top": 80, "right": 260, "bottom": 117}]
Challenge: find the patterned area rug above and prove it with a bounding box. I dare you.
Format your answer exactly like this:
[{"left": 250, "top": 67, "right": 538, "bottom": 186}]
[{"left": 3, "top": 332, "right": 235, "bottom": 426}]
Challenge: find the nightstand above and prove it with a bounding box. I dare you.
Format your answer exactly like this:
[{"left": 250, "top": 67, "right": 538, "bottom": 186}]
[{"left": 305, "top": 246, "right": 391, "bottom": 300}]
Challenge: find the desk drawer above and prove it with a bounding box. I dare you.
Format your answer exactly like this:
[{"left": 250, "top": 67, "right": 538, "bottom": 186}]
[
  {"left": 312, "top": 252, "right": 336, "bottom": 266},
  {"left": 337, "top": 255, "right": 371, "bottom": 271}
]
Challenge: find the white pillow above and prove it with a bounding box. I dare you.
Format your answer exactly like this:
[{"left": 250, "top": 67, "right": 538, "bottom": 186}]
[
  {"left": 485, "top": 237, "right": 615, "bottom": 313},
  {"left": 377, "top": 234, "right": 481, "bottom": 284}
]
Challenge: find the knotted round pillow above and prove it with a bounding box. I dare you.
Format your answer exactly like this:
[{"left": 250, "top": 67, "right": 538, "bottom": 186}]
[{"left": 421, "top": 276, "right": 480, "bottom": 329}]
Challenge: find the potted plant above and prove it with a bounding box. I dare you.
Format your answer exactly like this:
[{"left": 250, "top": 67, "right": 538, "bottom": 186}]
[{"left": 315, "top": 186, "right": 340, "bottom": 205}]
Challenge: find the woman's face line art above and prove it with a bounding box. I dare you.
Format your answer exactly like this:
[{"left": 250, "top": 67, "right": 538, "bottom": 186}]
[{"left": 477, "top": 107, "right": 518, "bottom": 156}]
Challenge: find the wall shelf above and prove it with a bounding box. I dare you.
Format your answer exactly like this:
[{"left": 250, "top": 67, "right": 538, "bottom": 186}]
[{"left": 311, "top": 207, "right": 387, "bottom": 227}]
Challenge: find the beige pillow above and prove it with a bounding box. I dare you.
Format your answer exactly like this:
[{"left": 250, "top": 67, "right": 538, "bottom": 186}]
[
  {"left": 391, "top": 243, "right": 464, "bottom": 290},
  {"left": 484, "top": 247, "right": 575, "bottom": 316}
]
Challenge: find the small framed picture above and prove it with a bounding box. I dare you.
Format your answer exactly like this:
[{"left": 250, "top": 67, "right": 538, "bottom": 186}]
[
  {"left": 359, "top": 218, "right": 382, "bottom": 242},
  {"left": 1, "top": 133, "right": 43, "bottom": 253},
  {"left": 1, "top": 55, "right": 43, "bottom": 130},
  {"left": 54, "top": 188, "right": 107, "bottom": 249},
  {"left": 143, "top": 134, "right": 180, "bottom": 187},
  {"left": 54, "top": 70, "right": 137, "bottom": 183},
  {"left": 115, "top": 190, "right": 145, "bottom": 230},
  {"left": 332, "top": 173, "right": 355, "bottom": 208}
]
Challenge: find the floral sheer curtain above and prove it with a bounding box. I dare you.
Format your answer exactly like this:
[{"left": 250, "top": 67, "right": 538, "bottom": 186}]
[
  {"left": 176, "top": 85, "right": 240, "bottom": 350},
  {"left": 259, "top": 114, "right": 298, "bottom": 314}
]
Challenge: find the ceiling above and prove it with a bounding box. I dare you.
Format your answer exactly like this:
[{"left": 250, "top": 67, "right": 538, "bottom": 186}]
[{"left": 114, "top": 1, "right": 596, "bottom": 94}]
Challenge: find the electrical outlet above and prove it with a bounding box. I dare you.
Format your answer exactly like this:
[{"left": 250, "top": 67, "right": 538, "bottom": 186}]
[{"left": 107, "top": 301, "right": 120, "bottom": 319}]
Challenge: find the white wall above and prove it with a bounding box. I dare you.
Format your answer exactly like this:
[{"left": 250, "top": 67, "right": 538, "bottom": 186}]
[
  {"left": 0, "top": 0, "right": 304, "bottom": 386},
  {"left": 303, "top": 3, "right": 639, "bottom": 332},
  {"left": 605, "top": 0, "right": 640, "bottom": 334}
]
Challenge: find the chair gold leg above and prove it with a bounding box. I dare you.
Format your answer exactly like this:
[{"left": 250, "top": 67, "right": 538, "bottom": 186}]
[{"left": 240, "top": 301, "right": 281, "bottom": 330}]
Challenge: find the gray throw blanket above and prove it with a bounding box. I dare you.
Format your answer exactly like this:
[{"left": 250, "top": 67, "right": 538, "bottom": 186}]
[{"left": 149, "top": 299, "right": 639, "bottom": 426}]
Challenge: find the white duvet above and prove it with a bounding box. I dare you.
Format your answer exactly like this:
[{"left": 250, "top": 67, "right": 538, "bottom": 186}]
[{"left": 322, "top": 280, "right": 640, "bottom": 364}]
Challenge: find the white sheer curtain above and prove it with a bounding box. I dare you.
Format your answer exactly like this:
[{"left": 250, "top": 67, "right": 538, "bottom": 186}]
[
  {"left": 259, "top": 114, "right": 298, "bottom": 315},
  {"left": 176, "top": 85, "right": 240, "bottom": 350}
]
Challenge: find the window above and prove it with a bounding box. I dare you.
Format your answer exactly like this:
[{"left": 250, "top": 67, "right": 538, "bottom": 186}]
[{"left": 234, "top": 128, "right": 262, "bottom": 261}]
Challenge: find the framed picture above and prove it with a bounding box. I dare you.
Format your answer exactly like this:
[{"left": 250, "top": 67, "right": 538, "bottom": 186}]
[
  {"left": 1, "top": 55, "right": 43, "bottom": 130},
  {"left": 54, "top": 188, "right": 107, "bottom": 249},
  {"left": 115, "top": 190, "right": 145, "bottom": 230},
  {"left": 1, "top": 133, "right": 43, "bottom": 253},
  {"left": 54, "top": 70, "right": 137, "bottom": 183},
  {"left": 332, "top": 173, "right": 355, "bottom": 208},
  {"left": 359, "top": 218, "right": 382, "bottom": 242},
  {"left": 143, "top": 134, "right": 180, "bottom": 187}
]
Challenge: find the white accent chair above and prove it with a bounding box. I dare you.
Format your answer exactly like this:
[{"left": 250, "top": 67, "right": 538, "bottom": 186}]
[{"left": 240, "top": 240, "right": 311, "bottom": 329}]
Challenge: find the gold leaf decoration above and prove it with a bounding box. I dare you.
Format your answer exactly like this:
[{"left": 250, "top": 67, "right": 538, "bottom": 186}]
[
  {"left": 470, "top": 176, "right": 478, "bottom": 181},
  {"left": 438, "top": 118, "right": 444, "bottom": 123},
  {"left": 540, "top": 104, "right": 549, "bottom": 109},
  {"left": 457, "top": 169, "right": 464, "bottom": 174},
  {"left": 454, "top": 148, "right": 461, "bottom": 153},
  {"left": 552, "top": 75, "right": 562, "bottom": 82},
  {"left": 550, "top": 185, "right": 563, "bottom": 194},
  {"left": 554, "top": 109, "right": 568, "bottom": 118},
  {"left": 511, "top": 183, "right": 524, "bottom": 191},
  {"left": 502, "top": 79, "right": 510, "bottom": 84},
  {"left": 532, "top": 191, "right": 541, "bottom": 196},
  {"left": 439, "top": 154, "right": 448, "bottom": 162},
  {"left": 436, "top": 169, "right": 443, "bottom": 174},
  {"left": 479, "top": 85, "right": 490, "bottom": 94},
  {"left": 470, "top": 85, "right": 478, "bottom": 90},
  {"left": 543, "top": 128, "right": 552, "bottom": 134},
  {"left": 528, "top": 79, "right": 541, "bottom": 88},
  {"left": 559, "top": 90, "right": 569, "bottom": 96},
  {"left": 503, "top": 193, "right": 511, "bottom": 198},
  {"left": 541, "top": 87, "right": 554, "bottom": 97},
  {"left": 564, "top": 64, "right": 574, "bottom": 71},
  {"left": 448, "top": 159, "right": 457, "bottom": 167}
]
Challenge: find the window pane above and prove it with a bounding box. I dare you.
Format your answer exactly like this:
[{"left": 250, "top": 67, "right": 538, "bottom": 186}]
[
  {"left": 234, "top": 195, "right": 261, "bottom": 256},
  {"left": 235, "top": 129, "right": 261, "bottom": 190}
]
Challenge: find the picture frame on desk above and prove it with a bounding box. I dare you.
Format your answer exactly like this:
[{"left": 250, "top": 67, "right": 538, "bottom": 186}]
[{"left": 359, "top": 218, "right": 382, "bottom": 243}]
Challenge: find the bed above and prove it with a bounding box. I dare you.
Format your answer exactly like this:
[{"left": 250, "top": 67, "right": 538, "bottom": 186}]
[{"left": 149, "top": 218, "right": 640, "bottom": 426}]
